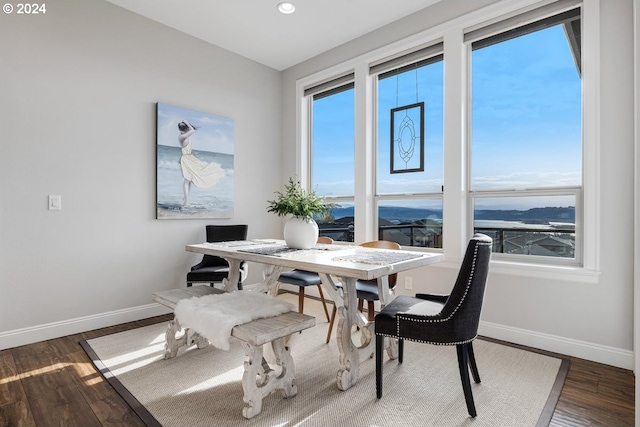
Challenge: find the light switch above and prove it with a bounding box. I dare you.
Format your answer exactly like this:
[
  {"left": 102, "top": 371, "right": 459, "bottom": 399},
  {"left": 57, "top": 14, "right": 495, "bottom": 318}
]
[{"left": 48, "top": 195, "right": 62, "bottom": 211}]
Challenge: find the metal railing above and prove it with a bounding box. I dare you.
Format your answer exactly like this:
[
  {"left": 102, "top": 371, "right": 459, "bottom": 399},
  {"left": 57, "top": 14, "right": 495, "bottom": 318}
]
[
  {"left": 473, "top": 227, "right": 575, "bottom": 257},
  {"left": 319, "top": 222, "right": 575, "bottom": 257}
]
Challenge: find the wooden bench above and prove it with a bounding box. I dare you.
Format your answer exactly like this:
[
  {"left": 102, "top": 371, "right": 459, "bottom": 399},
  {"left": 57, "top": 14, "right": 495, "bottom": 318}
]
[{"left": 152, "top": 286, "right": 316, "bottom": 419}]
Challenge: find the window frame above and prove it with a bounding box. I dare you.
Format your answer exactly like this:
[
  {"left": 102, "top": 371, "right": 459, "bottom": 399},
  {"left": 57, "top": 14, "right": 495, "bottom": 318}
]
[
  {"left": 305, "top": 78, "right": 357, "bottom": 242},
  {"left": 468, "top": 187, "right": 583, "bottom": 265},
  {"left": 372, "top": 46, "right": 445, "bottom": 250},
  {"left": 295, "top": 0, "right": 600, "bottom": 279},
  {"left": 466, "top": 5, "right": 584, "bottom": 266}
]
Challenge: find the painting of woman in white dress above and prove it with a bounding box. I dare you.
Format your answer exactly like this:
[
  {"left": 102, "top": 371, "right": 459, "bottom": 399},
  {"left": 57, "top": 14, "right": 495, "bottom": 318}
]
[{"left": 156, "top": 103, "right": 234, "bottom": 219}]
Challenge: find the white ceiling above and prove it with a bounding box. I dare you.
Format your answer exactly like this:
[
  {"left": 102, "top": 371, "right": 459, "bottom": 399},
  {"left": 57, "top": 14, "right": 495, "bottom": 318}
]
[{"left": 104, "top": 0, "right": 441, "bottom": 71}]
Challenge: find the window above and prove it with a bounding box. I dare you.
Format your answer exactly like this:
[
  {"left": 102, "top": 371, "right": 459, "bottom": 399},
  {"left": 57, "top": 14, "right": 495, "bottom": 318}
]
[
  {"left": 469, "top": 7, "right": 582, "bottom": 262},
  {"left": 298, "top": 0, "right": 594, "bottom": 271},
  {"left": 307, "top": 77, "right": 355, "bottom": 242},
  {"left": 374, "top": 48, "right": 444, "bottom": 248}
]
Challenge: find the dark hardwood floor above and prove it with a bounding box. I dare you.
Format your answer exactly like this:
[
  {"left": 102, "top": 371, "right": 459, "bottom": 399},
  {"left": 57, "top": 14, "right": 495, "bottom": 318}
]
[{"left": 0, "top": 312, "right": 635, "bottom": 427}]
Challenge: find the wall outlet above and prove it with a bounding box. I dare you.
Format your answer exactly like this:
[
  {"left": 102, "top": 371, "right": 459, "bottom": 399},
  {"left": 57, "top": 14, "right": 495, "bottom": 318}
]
[{"left": 404, "top": 276, "right": 413, "bottom": 290}]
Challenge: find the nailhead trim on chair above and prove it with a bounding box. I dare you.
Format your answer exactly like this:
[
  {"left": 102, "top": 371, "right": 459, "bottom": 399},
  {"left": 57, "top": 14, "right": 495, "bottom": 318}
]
[{"left": 376, "top": 332, "right": 477, "bottom": 346}]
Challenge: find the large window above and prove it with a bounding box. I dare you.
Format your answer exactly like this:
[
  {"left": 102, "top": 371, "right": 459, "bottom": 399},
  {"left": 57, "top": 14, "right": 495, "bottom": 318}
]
[
  {"left": 308, "top": 79, "right": 355, "bottom": 242},
  {"left": 299, "top": 0, "right": 592, "bottom": 269},
  {"left": 375, "top": 49, "right": 444, "bottom": 248},
  {"left": 469, "top": 7, "right": 582, "bottom": 261}
]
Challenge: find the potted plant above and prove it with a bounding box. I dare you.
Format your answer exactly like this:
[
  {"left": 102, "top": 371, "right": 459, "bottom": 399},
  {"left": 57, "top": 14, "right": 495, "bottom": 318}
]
[{"left": 267, "top": 177, "right": 334, "bottom": 249}]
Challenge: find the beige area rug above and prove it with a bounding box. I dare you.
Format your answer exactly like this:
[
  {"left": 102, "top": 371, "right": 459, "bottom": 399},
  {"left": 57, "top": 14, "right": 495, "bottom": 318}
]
[{"left": 81, "top": 293, "right": 568, "bottom": 427}]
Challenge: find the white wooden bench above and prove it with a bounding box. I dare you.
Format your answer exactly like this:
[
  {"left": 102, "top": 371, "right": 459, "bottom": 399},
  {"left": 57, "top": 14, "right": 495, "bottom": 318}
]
[{"left": 152, "top": 286, "right": 316, "bottom": 419}]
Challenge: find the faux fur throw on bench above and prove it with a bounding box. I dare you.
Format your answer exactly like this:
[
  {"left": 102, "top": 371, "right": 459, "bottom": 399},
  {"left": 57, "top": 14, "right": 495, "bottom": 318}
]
[{"left": 174, "top": 291, "right": 295, "bottom": 351}]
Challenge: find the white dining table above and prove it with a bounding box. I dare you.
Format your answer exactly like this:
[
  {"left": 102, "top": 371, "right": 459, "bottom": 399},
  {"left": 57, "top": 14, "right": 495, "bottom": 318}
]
[{"left": 185, "top": 239, "right": 443, "bottom": 391}]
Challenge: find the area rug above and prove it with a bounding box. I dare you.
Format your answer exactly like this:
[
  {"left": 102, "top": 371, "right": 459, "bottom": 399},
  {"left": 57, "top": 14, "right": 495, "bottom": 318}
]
[{"left": 81, "top": 296, "right": 568, "bottom": 427}]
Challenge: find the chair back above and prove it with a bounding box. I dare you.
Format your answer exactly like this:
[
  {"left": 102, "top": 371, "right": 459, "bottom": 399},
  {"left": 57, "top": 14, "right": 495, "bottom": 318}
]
[
  {"left": 206, "top": 224, "right": 248, "bottom": 243},
  {"left": 440, "top": 233, "right": 492, "bottom": 341},
  {"left": 360, "top": 240, "right": 400, "bottom": 288},
  {"left": 201, "top": 225, "right": 248, "bottom": 267},
  {"left": 317, "top": 236, "right": 333, "bottom": 244}
]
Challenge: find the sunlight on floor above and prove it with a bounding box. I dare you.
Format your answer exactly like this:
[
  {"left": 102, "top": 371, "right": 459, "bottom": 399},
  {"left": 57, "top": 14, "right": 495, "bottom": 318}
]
[{"left": 176, "top": 365, "right": 245, "bottom": 395}]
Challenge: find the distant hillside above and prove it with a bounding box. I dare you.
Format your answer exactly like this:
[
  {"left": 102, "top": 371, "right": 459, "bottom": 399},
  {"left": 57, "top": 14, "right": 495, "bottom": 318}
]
[{"left": 330, "top": 205, "right": 575, "bottom": 223}]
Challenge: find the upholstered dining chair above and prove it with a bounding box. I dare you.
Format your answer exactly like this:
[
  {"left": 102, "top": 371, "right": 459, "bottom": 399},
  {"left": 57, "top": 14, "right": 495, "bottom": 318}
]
[
  {"left": 325, "top": 240, "right": 400, "bottom": 343},
  {"left": 187, "top": 224, "right": 249, "bottom": 290},
  {"left": 374, "top": 234, "right": 492, "bottom": 418},
  {"left": 276, "top": 236, "right": 333, "bottom": 322}
]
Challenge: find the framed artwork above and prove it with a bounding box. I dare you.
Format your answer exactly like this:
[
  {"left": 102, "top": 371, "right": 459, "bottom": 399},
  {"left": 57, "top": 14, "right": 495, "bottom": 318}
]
[
  {"left": 156, "top": 102, "right": 234, "bottom": 219},
  {"left": 390, "top": 102, "right": 424, "bottom": 174}
]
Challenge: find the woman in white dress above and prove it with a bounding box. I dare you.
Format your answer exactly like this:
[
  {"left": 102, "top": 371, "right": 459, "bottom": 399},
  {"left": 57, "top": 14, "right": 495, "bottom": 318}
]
[{"left": 177, "top": 121, "right": 226, "bottom": 206}]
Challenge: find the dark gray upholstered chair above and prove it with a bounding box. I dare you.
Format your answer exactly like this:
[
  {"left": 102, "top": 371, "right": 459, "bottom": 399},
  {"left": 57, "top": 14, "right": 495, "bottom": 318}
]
[
  {"left": 277, "top": 236, "right": 333, "bottom": 322},
  {"left": 325, "top": 240, "right": 400, "bottom": 343},
  {"left": 374, "top": 234, "right": 492, "bottom": 418},
  {"left": 187, "top": 225, "right": 248, "bottom": 289}
]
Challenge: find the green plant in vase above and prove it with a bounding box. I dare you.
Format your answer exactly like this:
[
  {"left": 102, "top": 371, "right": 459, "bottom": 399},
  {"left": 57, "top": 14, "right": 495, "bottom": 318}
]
[{"left": 267, "top": 177, "right": 335, "bottom": 248}]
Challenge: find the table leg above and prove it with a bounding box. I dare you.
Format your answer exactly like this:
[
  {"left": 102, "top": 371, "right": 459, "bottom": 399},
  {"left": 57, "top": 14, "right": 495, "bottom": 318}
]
[
  {"left": 222, "top": 258, "right": 243, "bottom": 292},
  {"left": 334, "top": 276, "right": 374, "bottom": 391},
  {"left": 320, "top": 273, "right": 397, "bottom": 389},
  {"left": 234, "top": 265, "right": 284, "bottom": 295}
]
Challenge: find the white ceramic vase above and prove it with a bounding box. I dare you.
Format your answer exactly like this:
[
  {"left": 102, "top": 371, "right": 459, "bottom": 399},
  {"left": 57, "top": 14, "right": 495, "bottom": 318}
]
[{"left": 283, "top": 216, "right": 319, "bottom": 249}]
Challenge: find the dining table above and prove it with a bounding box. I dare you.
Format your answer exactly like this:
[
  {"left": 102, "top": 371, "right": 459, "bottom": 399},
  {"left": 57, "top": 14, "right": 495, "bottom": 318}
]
[{"left": 185, "top": 239, "right": 443, "bottom": 391}]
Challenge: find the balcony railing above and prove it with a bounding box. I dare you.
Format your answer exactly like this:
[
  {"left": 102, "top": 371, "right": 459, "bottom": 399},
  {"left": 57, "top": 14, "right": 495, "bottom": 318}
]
[
  {"left": 473, "top": 227, "right": 575, "bottom": 258},
  {"left": 319, "top": 222, "right": 575, "bottom": 258}
]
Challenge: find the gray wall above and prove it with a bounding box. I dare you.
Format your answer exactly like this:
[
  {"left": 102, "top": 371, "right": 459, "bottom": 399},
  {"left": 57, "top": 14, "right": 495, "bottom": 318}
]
[
  {"left": 0, "top": 0, "right": 282, "bottom": 345},
  {"left": 282, "top": 0, "right": 635, "bottom": 368}
]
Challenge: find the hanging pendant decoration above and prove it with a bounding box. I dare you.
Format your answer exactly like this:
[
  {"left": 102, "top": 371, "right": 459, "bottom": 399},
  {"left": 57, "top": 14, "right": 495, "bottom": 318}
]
[
  {"left": 390, "top": 65, "right": 424, "bottom": 174},
  {"left": 390, "top": 102, "right": 424, "bottom": 174}
]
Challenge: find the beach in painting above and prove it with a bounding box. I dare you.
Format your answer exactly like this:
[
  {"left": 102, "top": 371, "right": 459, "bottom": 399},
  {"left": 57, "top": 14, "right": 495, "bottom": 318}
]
[{"left": 156, "top": 144, "right": 234, "bottom": 219}]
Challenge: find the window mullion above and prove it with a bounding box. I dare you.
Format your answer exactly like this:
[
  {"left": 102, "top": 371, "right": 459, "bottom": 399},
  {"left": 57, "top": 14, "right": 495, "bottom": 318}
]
[
  {"left": 443, "top": 28, "right": 469, "bottom": 260},
  {"left": 353, "top": 63, "right": 375, "bottom": 243}
]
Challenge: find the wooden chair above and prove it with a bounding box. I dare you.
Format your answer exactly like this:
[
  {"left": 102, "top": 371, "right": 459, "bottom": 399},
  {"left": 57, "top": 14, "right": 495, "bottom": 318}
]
[
  {"left": 277, "top": 236, "right": 333, "bottom": 322},
  {"left": 325, "top": 240, "right": 400, "bottom": 343}
]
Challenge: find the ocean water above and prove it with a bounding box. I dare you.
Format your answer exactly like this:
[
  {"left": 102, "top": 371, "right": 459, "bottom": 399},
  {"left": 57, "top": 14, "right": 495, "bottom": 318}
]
[{"left": 156, "top": 144, "right": 234, "bottom": 218}]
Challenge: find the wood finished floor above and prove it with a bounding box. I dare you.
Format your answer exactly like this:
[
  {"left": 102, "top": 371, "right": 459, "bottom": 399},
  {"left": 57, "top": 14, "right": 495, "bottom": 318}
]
[{"left": 0, "top": 309, "right": 635, "bottom": 427}]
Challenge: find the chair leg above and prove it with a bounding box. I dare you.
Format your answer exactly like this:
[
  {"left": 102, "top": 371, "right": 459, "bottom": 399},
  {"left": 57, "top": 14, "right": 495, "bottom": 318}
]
[
  {"left": 367, "top": 301, "right": 375, "bottom": 321},
  {"left": 398, "top": 338, "right": 404, "bottom": 364},
  {"left": 358, "top": 299, "right": 364, "bottom": 313},
  {"left": 298, "top": 287, "right": 305, "bottom": 314},
  {"left": 456, "top": 344, "right": 477, "bottom": 417},
  {"left": 326, "top": 305, "right": 337, "bottom": 344},
  {"left": 376, "top": 334, "right": 384, "bottom": 398},
  {"left": 467, "top": 342, "right": 481, "bottom": 383},
  {"left": 316, "top": 285, "right": 331, "bottom": 323},
  {"left": 186, "top": 282, "right": 192, "bottom": 287}
]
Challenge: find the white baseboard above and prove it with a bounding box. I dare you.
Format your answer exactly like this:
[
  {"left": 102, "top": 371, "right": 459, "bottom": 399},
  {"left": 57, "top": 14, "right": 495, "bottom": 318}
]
[
  {"left": 0, "top": 303, "right": 172, "bottom": 351},
  {"left": 283, "top": 284, "right": 634, "bottom": 369},
  {"left": 479, "top": 320, "right": 634, "bottom": 370},
  {"left": 2, "top": 300, "right": 632, "bottom": 371}
]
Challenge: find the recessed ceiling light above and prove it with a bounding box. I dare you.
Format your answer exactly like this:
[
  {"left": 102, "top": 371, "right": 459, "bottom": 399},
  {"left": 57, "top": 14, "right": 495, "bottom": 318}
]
[{"left": 278, "top": 2, "right": 295, "bottom": 14}]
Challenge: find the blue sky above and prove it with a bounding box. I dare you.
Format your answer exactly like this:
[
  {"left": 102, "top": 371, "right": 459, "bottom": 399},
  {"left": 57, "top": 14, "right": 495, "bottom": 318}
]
[
  {"left": 471, "top": 24, "right": 581, "bottom": 192},
  {"left": 311, "top": 23, "right": 581, "bottom": 210},
  {"left": 156, "top": 102, "right": 235, "bottom": 155}
]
